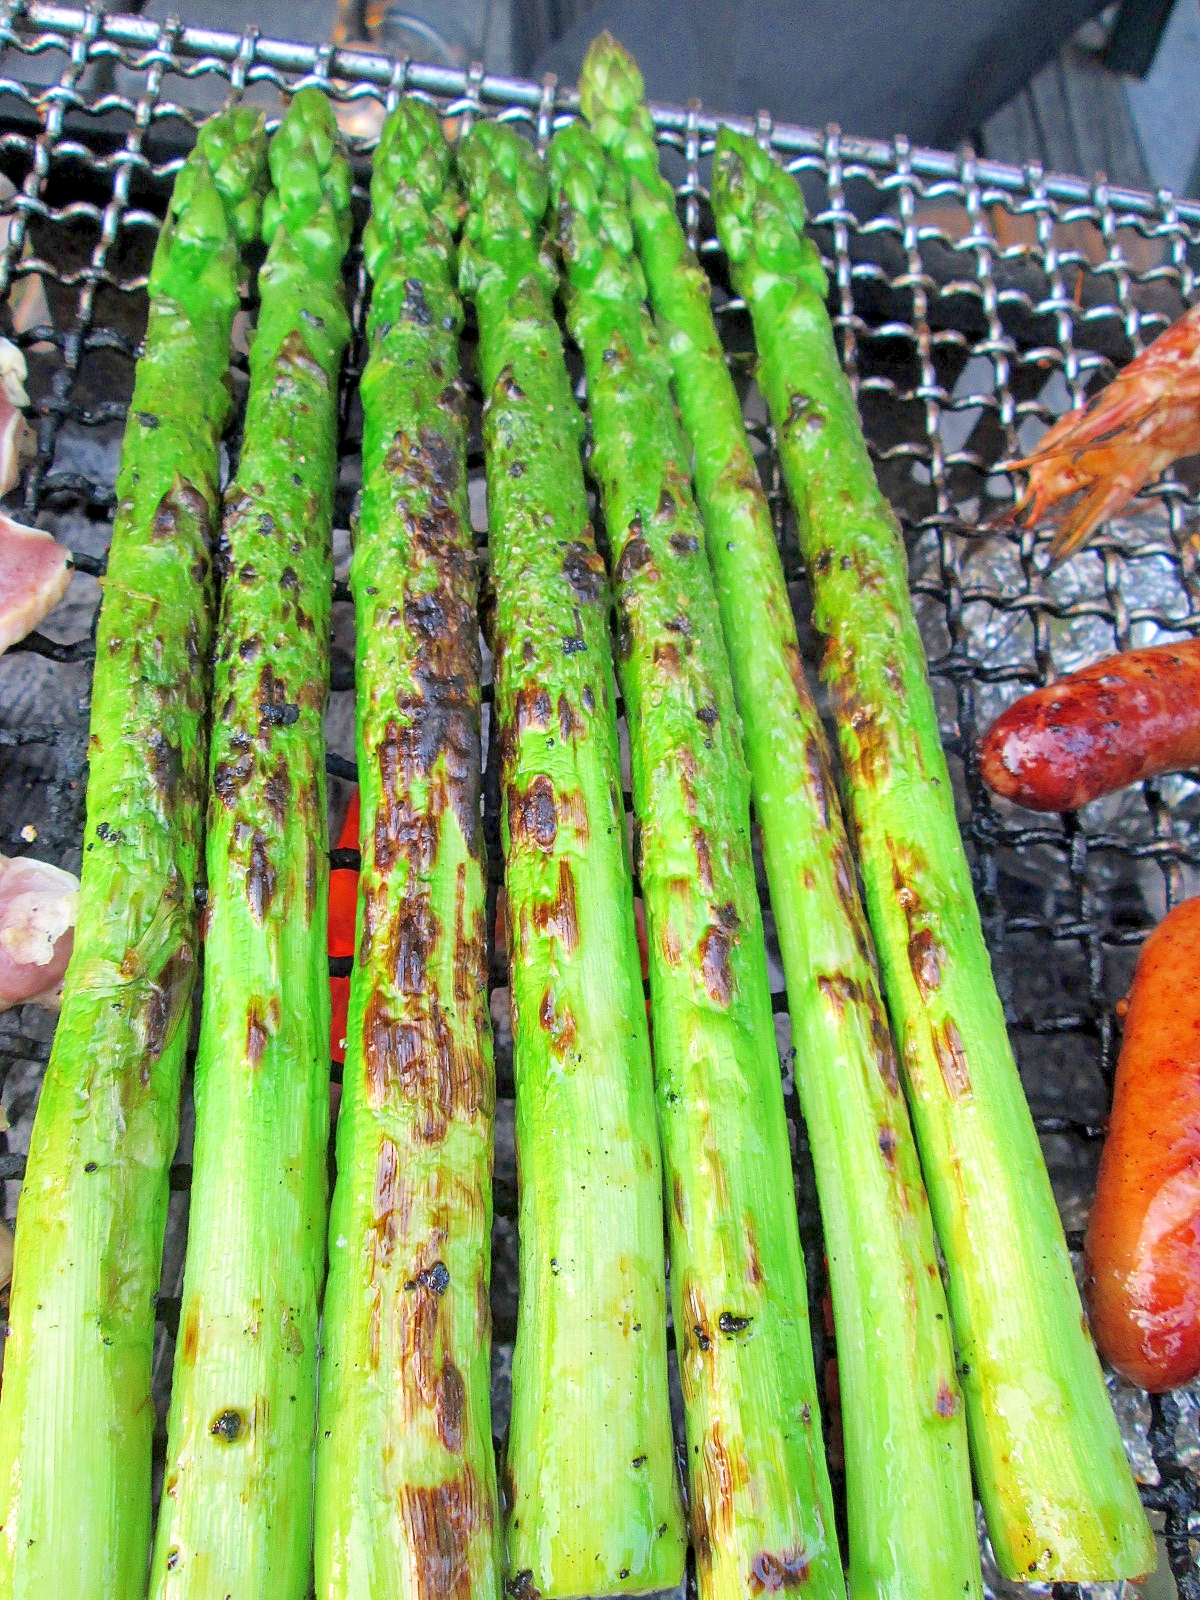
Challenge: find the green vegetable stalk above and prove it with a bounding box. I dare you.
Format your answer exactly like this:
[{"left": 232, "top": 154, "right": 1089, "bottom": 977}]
[
  {"left": 547, "top": 118, "right": 842, "bottom": 1600},
  {"left": 0, "top": 107, "right": 266, "bottom": 1600},
  {"left": 711, "top": 129, "right": 1155, "bottom": 1584},
  {"left": 457, "top": 119, "right": 685, "bottom": 1598},
  {"left": 312, "top": 99, "right": 502, "bottom": 1600},
  {"left": 148, "top": 87, "right": 351, "bottom": 1600},
  {"left": 580, "top": 35, "right": 982, "bottom": 1600}
]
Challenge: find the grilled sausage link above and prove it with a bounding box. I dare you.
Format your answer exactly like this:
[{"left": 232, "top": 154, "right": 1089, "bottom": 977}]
[
  {"left": 978, "top": 639, "right": 1200, "bottom": 811},
  {"left": 1084, "top": 896, "right": 1200, "bottom": 1392}
]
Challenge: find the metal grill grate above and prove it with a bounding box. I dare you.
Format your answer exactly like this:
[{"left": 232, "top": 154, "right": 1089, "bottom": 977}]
[{"left": 0, "top": 5, "right": 1197, "bottom": 1594}]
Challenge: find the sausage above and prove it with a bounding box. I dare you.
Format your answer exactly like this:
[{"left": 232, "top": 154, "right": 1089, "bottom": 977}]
[
  {"left": 1084, "top": 896, "right": 1200, "bottom": 1392},
  {"left": 978, "top": 638, "right": 1200, "bottom": 811}
]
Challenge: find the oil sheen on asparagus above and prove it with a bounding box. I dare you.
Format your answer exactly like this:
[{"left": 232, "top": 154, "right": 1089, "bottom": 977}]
[
  {"left": 457, "top": 120, "right": 685, "bottom": 1597},
  {"left": 0, "top": 107, "right": 267, "bottom": 1600},
  {"left": 710, "top": 129, "right": 1154, "bottom": 1584},
  {"left": 580, "top": 35, "right": 982, "bottom": 1600},
  {"left": 313, "top": 99, "right": 501, "bottom": 1599},
  {"left": 148, "top": 88, "right": 352, "bottom": 1600},
  {"left": 549, "top": 118, "right": 843, "bottom": 1600}
]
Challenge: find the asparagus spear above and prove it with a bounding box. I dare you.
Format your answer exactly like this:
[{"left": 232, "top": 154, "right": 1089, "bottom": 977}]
[
  {"left": 0, "top": 107, "right": 267, "bottom": 1600},
  {"left": 548, "top": 118, "right": 843, "bottom": 1600},
  {"left": 312, "top": 99, "right": 502, "bottom": 1599},
  {"left": 579, "top": 35, "right": 984, "bottom": 1600},
  {"left": 147, "top": 87, "right": 351, "bottom": 1600},
  {"left": 711, "top": 129, "right": 1155, "bottom": 1584},
  {"left": 456, "top": 120, "right": 685, "bottom": 1598}
]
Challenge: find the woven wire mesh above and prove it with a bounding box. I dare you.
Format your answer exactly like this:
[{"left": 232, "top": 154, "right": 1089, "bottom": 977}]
[{"left": 0, "top": 3, "right": 1198, "bottom": 1594}]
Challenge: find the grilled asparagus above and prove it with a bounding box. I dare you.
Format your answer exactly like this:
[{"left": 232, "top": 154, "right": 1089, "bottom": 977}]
[
  {"left": 312, "top": 98, "right": 502, "bottom": 1599},
  {"left": 711, "top": 128, "right": 1155, "bottom": 1584},
  {"left": 457, "top": 119, "right": 685, "bottom": 1597},
  {"left": 579, "top": 36, "right": 982, "bottom": 1600},
  {"left": 148, "top": 87, "right": 352, "bottom": 1599},
  {"left": 548, "top": 118, "right": 843, "bottom": 1600},
  {"left": 0, "top": 106, "right": 267, "bottom": 1600}
]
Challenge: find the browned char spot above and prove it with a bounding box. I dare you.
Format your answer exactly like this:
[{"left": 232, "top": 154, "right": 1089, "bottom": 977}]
[
  {"left": 561, "top": 540, "right": 606, "bottom": 602},
  {"left": 692, "top": 1487, "right": 713, "bottom": 1575},
  {"left": 553, "top": 787, "right": 590, "bottom": 842},
  {"left": 507, "top": 774, "right": 557, "bottom": 852},
  {"left": 437, "top": 1358, "right": 466, "bottom": 1451},
  {"left": 247, "top": 830, "right": 277, "bottom": 923},
  {"left": 678, "top": 745, "right": 698, "bottom": 812},
  {"left": 890, "top": 850, "right": 946, "bottom": 1001},
  {"left": 804, "top": 732, "right": 830, "bottom": 827},
  {"left": 394, "top": 894, "right": 440, "bottom": 994},
  {"left": 908, "top": 928, "right": 942, "bottom": 997},
  {"left": 691, "top": 1426, "right": 740, "bottom": 1564},
  {"left": 452, "top": 863, "right": 483, "bottom": 1010},
  {"left": 683, "top": 1273, "right": 713, "bottom": 1361},
  {"left": 817, "top": 972, "right": 867, "bottom": 1015},
  {"left": 263, "top": 753, "right": 290, "bottom": 825},
  {"left": 614, "top": 520, "right": 655, "bottom": 587},
  {"left": 399, "top": 1466, "right": 485, "bottom": 1600},
  {"left": 782, "top": 639, "right": 810, "bottom": 703},
  {"left": 935, "top": 1379, "right": 960, "bottom": 1417},
  {"left": 245, "top": 996, "right": 277, "bottom": 1066},
  {"left": 361, "top": 989, "right": 488, "bottom": 1139},
  {"left": 744, "top": 1215, "right": 763, "bottom": 1285},
  {"left": 749, "top": 1547, "right": 811, "bottom": 1592},
  {"left": 212, "top": 745, "right": 253, "bottom": 809},
  {"left": 818, "top": 973, "right": 899, "bottom": 1091},
  {"left": 692, "top": 828, "right": 714, "bottom": 894},
  {"left": 557, "top": 692, "right": 581, "bottom": 744},
  {"left": 538, "top": 986, "right": 577, "bottom": 1057},
  {"left": 139, "top": 946, "right": 195, "bottom": 1063},
  {"left": 180, "top": 1305, "right": 200, "bottom": 1365},
  {"left": 513, "top": 685, "right": 552, "bottom": 738},
  {"left": 277, "top": 326, "right": 330, "bottom": 386},
  {"left": 700, "top": 926, "right": 734, "bottom": 1006},
  {"left": 934, "top": 1018, "right": 971, "bottom": 1098},
  {"left": 531, "top": 859, "right": 579, "bottom": 954}
]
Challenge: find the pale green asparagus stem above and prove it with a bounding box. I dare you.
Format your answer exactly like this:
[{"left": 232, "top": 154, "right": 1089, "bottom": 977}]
[
  {"left": 549, "top": 116, "right": 845, "bottom": 1600},
  {"left": 148, "top": 87, "right": 352, "bottom": 1600},
  {"left": 312, "top": 98, "right": 501, "bottom": 1600},
  {"left": 711, "top": 126, "right": 1154, "bottom": 1584},
  {"left": 0, "top": 106, "right": 266, "bottom": 1600},
  {"left": 580, "top": 35, "right": 982, "bottom": 1600},
  {"left": 457, "top": 119, "right": 686, "bottom": 1597}
]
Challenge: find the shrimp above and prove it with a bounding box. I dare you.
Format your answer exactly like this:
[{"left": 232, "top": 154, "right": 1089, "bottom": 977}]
[{"left": 1008, "top": 299, "right": 1200, "bottom": 564}]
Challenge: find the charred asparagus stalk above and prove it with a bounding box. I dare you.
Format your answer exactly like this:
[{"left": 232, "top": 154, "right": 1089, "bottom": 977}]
[
  {"left": 148, "top": 87, "right": 351, "bottom": 1600},
  {"left": 312, "top": 99, "right": 502, "bottom": 1599},
  {"left": 711, "top": 129, "right": 1155, "bottom": 1584},
  {"left": 457, "top": 120, "right": 685, "bottom": 1597},
  {"left": 548, "top": 118, "right": 842, "bottom": 1600},
  {"left": 579, "top": 36, "right": 982, "bottom": 1600},
  {"left": 0, "top": 107, "right": 267, "bottom": 1600}
]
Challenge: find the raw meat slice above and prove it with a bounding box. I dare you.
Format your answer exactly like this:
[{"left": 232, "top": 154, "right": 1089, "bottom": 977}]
[
  {"left": 0, "top": 854, "right": 78, "bottom": 1010},
  {"left": 0, "top": 517, "right": 71, "bottom": 654}
]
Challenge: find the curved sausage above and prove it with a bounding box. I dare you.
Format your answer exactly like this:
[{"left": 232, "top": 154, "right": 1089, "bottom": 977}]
[
  {"left": 978, "top": 638, "right": 1200, "bottom": 811},
  {"left": 1084, "top": 896, "right": 1200, "bottom": 1392}
]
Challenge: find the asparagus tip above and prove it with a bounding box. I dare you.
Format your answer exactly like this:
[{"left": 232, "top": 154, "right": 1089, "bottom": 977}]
[{"left": 579, "top": 31, "right": 644, "bottom": 123}]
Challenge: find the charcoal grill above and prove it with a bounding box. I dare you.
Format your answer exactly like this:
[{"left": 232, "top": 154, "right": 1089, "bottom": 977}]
[{"left": 0, "top": 4, "right": 1198, "bottom": 1594}]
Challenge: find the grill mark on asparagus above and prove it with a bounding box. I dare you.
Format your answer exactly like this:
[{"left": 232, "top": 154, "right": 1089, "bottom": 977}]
[{"left": 400, "top": 1467, "right": 490, "bottom": 1600}]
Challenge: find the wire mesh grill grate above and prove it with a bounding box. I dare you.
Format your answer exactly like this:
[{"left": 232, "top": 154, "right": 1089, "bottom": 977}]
[{"left": 0, "top": 4, "right": 1197, "bottom": 1593}]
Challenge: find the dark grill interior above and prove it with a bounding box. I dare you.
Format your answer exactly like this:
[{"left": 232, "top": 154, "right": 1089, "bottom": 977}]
[{"left": 0, "top": 4, "right": 1197, "bottom": 1595}]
